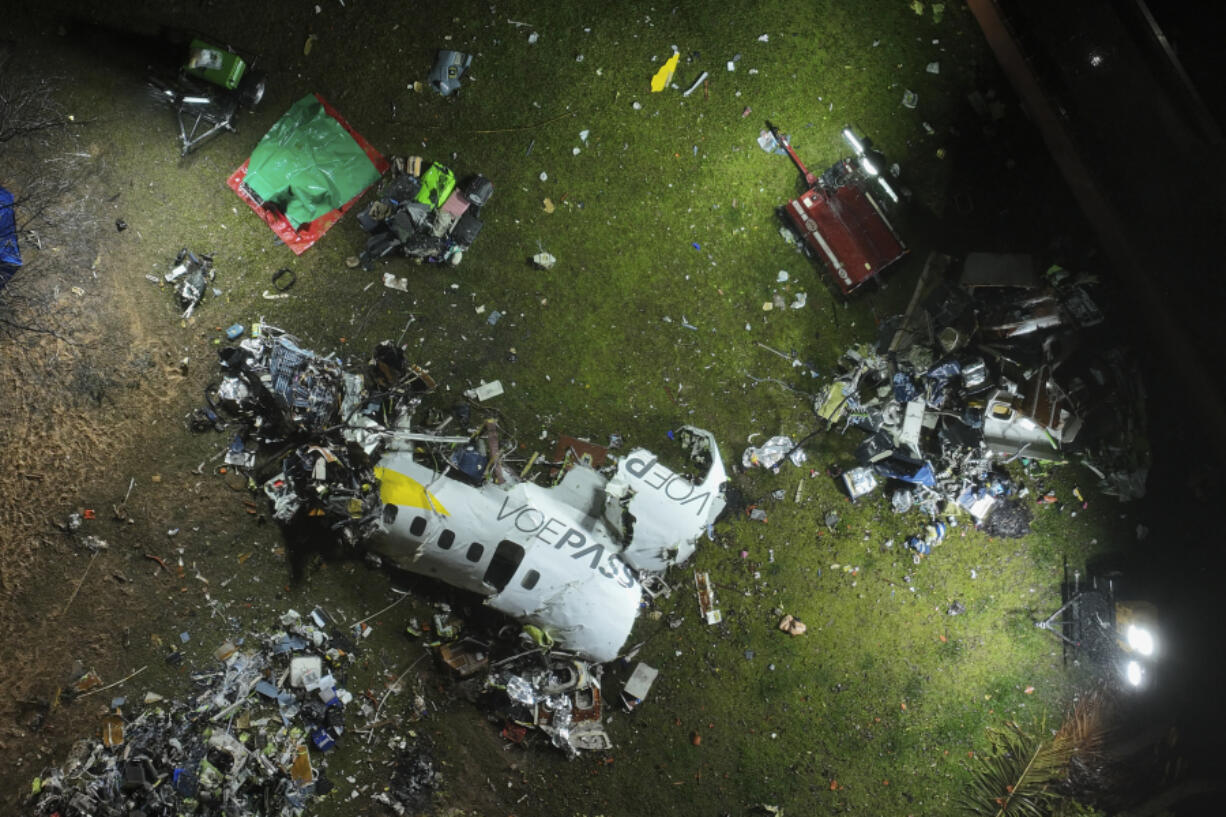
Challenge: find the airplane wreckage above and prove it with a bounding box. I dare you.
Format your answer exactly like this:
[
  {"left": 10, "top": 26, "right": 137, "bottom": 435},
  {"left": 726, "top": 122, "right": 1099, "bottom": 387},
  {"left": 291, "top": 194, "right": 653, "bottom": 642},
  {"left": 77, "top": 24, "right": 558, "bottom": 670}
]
[
  {"left": 196, "top": 326, "right": 729, "bottom": 664},
  {"left": 806, "top": 253, "right": 1148, "bottom": 553}
]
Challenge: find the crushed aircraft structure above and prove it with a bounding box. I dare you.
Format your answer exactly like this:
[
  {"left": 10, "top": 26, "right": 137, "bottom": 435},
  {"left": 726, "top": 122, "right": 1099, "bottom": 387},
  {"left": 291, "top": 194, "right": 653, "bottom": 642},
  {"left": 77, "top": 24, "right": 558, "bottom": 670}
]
[
  {"left": 26, "top": 608, "right": 393, "bottom": 817},
  {"left": 479, "top": 650, "right": 612, "bottom": 757},
  {"left": 201, "top": 325, "right": 728, "bottom": 664},
  {"left": 811, "top": 253, "right": 1147, "bottom": 551}
]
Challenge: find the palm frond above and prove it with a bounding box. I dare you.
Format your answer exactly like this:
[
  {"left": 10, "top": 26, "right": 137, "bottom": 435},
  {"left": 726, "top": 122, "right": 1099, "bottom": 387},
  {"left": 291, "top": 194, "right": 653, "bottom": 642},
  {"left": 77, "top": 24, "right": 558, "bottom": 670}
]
[{"left": 961, "top": 695, "right": 1105, "bottom": 817}]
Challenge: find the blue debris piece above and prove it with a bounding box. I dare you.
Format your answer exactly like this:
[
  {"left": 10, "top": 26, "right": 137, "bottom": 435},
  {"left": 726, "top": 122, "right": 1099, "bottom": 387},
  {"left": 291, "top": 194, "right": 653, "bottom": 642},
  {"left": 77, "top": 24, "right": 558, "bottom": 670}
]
[
  {"left": 892, "top": 372, "right": 919, "bottom": 403},
  {"left": 874, "top": 459, "right": 936, "bottom": 488},
  {"left": 924, "top": 360, "right": 962, "bottom": 409},
  {"left": 311, "top": 729, "right": 337, "bottom": 751},
  {"left": 173, "top": 767, "right": 198, "bottom": 797},
  {"left": 271, "top": 634, "right": 309, "bottom": 654},
  {"left": 0, "top": 186, "right": 22, "bottom": 270}
]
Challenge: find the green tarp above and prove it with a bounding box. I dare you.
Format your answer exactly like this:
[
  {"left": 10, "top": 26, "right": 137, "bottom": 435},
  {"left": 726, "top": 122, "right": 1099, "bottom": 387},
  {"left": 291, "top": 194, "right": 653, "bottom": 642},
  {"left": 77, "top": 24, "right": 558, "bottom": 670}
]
[{"left": 242, "top": 95, "right": 381, "bottom": 229}]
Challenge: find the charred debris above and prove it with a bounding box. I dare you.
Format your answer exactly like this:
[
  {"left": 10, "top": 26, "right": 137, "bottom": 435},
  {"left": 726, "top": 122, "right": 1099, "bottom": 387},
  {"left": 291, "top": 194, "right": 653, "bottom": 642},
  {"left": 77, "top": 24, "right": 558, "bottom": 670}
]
[{"left": 808, "top": 252, "right": 1147, "bottom": 556}]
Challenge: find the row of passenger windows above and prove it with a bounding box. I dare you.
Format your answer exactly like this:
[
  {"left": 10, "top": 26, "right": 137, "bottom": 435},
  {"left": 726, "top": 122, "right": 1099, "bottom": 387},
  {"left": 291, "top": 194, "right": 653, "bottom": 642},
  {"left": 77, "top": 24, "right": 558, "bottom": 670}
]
[{"left": 410, "top": 515, "right": 538, "bottom": 592}]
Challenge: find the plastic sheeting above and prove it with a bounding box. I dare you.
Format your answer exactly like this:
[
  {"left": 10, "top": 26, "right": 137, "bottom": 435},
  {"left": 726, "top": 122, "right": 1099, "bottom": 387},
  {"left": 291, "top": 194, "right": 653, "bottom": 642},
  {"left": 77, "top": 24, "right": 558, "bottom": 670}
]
[
  {"left": 242, "top": 95, "right": 383, "bottom": 228},
  {"left": 229, "top": 94, "right": 388, "bottom": 254},
  {"left": 0, "top": 186, "right": 21, "bottom": 276}
]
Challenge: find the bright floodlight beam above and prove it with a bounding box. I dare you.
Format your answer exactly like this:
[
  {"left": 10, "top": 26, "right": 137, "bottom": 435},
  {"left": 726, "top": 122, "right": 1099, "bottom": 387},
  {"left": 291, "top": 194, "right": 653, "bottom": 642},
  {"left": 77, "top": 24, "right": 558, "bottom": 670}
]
[
  {"left": 842, "top": 127, "right": 865, "bottom": 157},
  {"left": 1126, "top": 624, "right": 1155, "bottom": 657},
  {"left": 1125, "top": 659, "right": 1144, "bottom": 687},
  {"left": 876, "top": 177, "right": 900, "bottom": 204}
]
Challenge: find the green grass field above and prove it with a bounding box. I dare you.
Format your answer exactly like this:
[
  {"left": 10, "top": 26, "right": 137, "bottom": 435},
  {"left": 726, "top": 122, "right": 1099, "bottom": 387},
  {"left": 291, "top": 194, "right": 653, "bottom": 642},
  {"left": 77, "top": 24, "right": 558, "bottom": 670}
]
[{"left": 11, "top": 1, "right": 1138, "bottom": 814}]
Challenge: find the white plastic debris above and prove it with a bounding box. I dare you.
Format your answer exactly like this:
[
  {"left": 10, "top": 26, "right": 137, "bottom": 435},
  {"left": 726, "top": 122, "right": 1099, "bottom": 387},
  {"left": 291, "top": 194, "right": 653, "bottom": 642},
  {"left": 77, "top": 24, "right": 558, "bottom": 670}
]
[
  {"left": 902, "top": 90, "right": 919, "bottom": 109},
  {"left": 289, "top": 655, "right": 323, "bottom": 688},
  {"left": 682, "top": 71, "right": 708, "bottom": 97},
  {"left": 539, "top": 171, "right": 548, "bottom": 181},
  {"left": 464, "top": 380, "right": 505, "bottom": 401},
  {"left": 579, "top": 129, "right": 590, "bottom": 143},
  {"left": 528, "top": 32, "right": 539, "bottom": 44},
  {"left": 776, "top": 270, "right": 789, "bottom": 283},
  {"left": 382, "top": 272, "right": 409, "bottom": 292},
  {"left": 622, "top": 662, "right": 659, "bottom": 710},
  {"left": 757, "top": 34, "right": 769, "bottom": 42},
  {"left": 927, "top": 61, "right": 940, "bottom": 74}
]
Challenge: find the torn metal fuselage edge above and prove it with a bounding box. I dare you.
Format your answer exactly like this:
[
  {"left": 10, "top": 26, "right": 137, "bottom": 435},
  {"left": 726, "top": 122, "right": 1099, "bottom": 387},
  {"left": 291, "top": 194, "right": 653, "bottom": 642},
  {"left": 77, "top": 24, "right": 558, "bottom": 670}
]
[
  {"left": 369, "top": 427, "right": 728, "bottom": 663},
  {"left": 214, "top": 329, "right": 728, "bottom": 663}
]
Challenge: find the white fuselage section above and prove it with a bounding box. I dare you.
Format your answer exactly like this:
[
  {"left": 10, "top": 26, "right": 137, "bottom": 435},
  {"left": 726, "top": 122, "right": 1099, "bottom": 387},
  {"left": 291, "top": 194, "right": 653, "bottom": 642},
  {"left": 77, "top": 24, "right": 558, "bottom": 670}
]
[{"left": 369, "top": 430, "right": 727, "bottom": 662}]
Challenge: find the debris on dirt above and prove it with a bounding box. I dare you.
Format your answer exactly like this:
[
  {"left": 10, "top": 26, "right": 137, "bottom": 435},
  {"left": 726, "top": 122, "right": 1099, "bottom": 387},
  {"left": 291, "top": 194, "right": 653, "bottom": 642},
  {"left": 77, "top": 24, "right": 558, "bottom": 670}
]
[
  {"left": 483, "top": 651, "right": 610, "bottom": 757},
  {"left": 463, "top": 379, "right": 504, "bottom": 401},
  {"left": 682, "top": 70, "right": 708, "bottom": 97},
  {"left": 196, "top": 325, "right": 729, "bottom": 662},
  {"left": 651, "top": 51, "right": 680, "bottom": 92},
  {"left": 743, "top": 435, "right": 806, "bottom": 472},
  {"left": 620, "top": 662, "right": 659, "bottom": 711},
  {"left": 163, "top": 248, "right": 214, "bottom": 318},
  {"left": 428, "top": 50, "right": 472, "bottom": 96},
  {"left": 813, "top": 252, "right": 1147, "bottom": 545},
  {"left": 695, "top": 570, "right": 722, "bottom": 625},
  {"left": 778, "top": 614, "right": 806, "bottom": 635},
  {"left": 374, "top": 738, "right": 441, "bottom": 814},
  {"left": 356, "top": 157, "right": 491, "bottom": 268},
  {"left": 28, "top": 608, "right": 365, "bottom": 817}
]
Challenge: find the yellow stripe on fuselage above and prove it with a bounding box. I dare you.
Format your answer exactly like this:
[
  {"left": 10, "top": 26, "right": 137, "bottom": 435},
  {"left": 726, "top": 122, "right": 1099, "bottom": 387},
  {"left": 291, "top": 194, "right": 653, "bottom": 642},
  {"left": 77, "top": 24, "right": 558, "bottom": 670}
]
[{"left": 374, "top": 466, "right": 450, "bottom": 516}]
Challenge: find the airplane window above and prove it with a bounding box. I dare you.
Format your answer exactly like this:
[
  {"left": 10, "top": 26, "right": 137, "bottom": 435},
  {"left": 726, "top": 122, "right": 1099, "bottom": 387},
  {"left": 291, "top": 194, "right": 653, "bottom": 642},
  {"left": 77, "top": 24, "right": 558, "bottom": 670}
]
[
  {"left": 410, "top": 516, "right": 427, "bottom": 536},
  {"left": 382, "top": 505, "right": 398, "bottom": 524},
  {"left": 438, "top": 529, "right": 455, "bottom": 550},
  {"left": 520, "top": 569, "right": 540, "bottom": 591},
  {"left": 466, "top": 542, "right": 484, "bottom": 562},
  {"left": 484, "top": 540, "right": 526, "bottom": 592}
]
